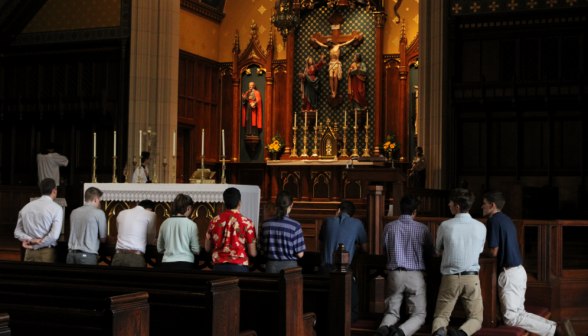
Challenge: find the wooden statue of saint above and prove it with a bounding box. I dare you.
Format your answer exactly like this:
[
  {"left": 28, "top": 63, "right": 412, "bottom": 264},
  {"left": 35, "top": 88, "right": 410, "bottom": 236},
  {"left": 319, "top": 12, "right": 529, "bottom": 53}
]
[
  {"left": 347, "top": 53, "right": 367, "bottom": 110},
  {"left": 242, "top": 82, "right": 262, "bottom": 136},
  {"left": 298, "top": 54, "right": 325, "bottom": 111}
]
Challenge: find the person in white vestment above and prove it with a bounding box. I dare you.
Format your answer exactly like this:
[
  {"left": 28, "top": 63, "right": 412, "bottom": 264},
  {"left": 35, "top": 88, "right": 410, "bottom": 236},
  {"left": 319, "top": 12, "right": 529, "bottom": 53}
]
[
  {"left": 37, "top": 143, "right": 68, "bottom": 187},
  {"left": 132, "top": 151, "right": 152, "bottom": 183}
]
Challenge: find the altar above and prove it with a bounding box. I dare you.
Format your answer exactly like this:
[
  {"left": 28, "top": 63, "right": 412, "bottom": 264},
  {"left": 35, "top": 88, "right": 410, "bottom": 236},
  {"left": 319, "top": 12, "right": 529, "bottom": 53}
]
[{"left": 83, "top": 183, "right": 261, "bottom": 246}]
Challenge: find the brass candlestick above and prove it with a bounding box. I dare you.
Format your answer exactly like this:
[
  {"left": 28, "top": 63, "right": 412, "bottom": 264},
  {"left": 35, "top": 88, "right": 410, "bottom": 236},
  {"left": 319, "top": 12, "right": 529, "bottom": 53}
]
[
  {"left": 340, "top": 124, "right": 349, "bottom": 158},
  {"left": 221, "top": 155, "right": 227, "bottom": 184},
  {"left": 172, "top": 155, "right": 176, "bottom": 183},
  {"left": 200, "top": 155, "right": 205, "bottom": 184},
  {"left": 92, "top": 156, "right": 97, "bottom": 183},
  {"left": 112, "top": 156, "right": 118, "bottom": 183},
  {"left": 301, "top": 126, "right": 309, "bottom": 158},
  {"left": 123, "top": 167, "right": 129, "bottom": 183},
  {"left": 362, "top": 121, "right": 371, "bottom": 157},
  {"left": 291, "top": 125, "right": 299, "bottom": 158},
  {"left": 137, "top": 155, "right": 143, "bottom": 183},
  {"left": 162, "top": 157, "right": 168, "bottom": 183},
  {"left": 351, "top": 126, "right": 359, "bottom": 158},
  {"left": 312, "top": 123, "right": 320, "bottom": 157}
]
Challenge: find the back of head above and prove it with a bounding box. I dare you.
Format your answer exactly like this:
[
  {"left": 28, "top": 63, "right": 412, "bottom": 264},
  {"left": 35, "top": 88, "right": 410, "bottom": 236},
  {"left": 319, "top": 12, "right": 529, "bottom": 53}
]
[
  {"left": 141, "top": 151, "right": 150, "bottom": 164},
  {"left": 483, "top": 191, "right": 505, "bottom": 211},
  {"left": 41, "top": 143, "right": 56, "bottom": 155},
  {"left": 172, "top": 194, "right": 194, "bottom": 215},
  {"left": 138, "top": 199, "right": 155, "bottom": 211},
  {"left": 338, "top": 200, "right": 356, "bottom": 217},
  {"left": 400, "top": 195, "right": 422, "bottom": 215},
  {"left": 223, "top": 187, "right": 241, "bottom": 210},
  {"left": 40, "top": 178, "right": 56, "bottom": 196},
  {"left": 84, "top": 187, "right": 103, "bottom": 203},
  {"left": 449, "top": 188, "right": 475, "bottom": 213},
  {"left": 274, "top": 190, "right": 293, "bottom": 220}
]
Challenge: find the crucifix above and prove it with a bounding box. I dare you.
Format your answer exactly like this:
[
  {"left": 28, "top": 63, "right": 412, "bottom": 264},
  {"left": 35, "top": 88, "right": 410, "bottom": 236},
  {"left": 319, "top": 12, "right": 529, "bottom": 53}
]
[{"left": 309, "top": 11, "right": 363, "bottom": 108}]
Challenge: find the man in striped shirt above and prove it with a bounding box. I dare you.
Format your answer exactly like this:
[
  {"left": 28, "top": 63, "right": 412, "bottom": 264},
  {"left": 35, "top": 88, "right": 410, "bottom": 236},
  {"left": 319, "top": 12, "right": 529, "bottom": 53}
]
[
  {"left": 375, "top": 195, "right": 434, "bottom": 336},
  {"left": 259, "top": 191, "right": 306, "bottom": 273}
]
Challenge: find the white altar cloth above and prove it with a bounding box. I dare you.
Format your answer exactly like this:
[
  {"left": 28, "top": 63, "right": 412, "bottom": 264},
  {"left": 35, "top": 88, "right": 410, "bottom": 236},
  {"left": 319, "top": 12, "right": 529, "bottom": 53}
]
[{"left": 84, "top": 183, "right": 261, "bottom": 228}]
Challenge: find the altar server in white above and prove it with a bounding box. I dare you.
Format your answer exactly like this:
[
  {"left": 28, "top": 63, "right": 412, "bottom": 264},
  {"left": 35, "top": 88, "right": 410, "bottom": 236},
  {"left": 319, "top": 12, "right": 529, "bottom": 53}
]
[
  {"left": 37, "top": 143, "right": 68, "bottom": 186},
  {"left": 132, "top": 151, "right": 152, "bottom": 183}
]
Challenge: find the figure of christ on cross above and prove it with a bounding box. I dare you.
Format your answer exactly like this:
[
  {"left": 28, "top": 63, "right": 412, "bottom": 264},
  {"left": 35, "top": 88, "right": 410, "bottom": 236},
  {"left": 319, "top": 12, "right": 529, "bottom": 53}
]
[{"left": 312, "top": 36, "right": 358, "bottom": 99}]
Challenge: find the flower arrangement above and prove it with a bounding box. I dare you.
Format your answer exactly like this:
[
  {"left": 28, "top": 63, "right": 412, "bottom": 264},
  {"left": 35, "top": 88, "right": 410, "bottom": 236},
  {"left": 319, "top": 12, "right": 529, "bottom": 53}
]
[
  {"left": 265, "top": 133, "right": 286, "bottom": 154},
  {"left": 381, "top": 131, "right": 401, "bottom": 153}
]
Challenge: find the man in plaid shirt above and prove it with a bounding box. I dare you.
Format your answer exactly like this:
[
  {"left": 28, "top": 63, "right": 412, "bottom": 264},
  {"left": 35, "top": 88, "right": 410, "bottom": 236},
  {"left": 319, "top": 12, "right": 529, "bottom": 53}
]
[{"left": 374, "top": 196, "right": 434, "bottom": 336}]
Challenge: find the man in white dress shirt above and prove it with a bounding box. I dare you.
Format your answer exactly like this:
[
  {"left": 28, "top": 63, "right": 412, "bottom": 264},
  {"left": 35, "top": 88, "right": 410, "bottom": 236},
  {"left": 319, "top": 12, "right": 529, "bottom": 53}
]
[
  {"left": 111, "top": 200, "right": 156, "bottom": 267},
  {"left": 14, "top": 178, "right": 63, "bottom": 262},
  {"left": 432, "top": 189, "right": 486, "bottom": 336},
  {"left": 37, "top": 143, "right": 68, "bottom": 187},
  {"left": 132, "top": 151, "right": 151, "bottom": 183}
]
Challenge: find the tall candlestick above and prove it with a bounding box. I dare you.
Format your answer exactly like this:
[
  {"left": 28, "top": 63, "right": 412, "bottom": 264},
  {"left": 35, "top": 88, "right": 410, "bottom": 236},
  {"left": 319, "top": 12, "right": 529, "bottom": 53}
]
[
  {"left": 222, "top": 129, "right": 225, "bottom": 156},
  {"left": 139, "top": 130, "right": 142, "bottom": 155},
  {"left": 93, "top": 133, "right": 96, "bottom": 156},
  {"left": 173, "top": 130, "right": 176, "bottom": 156},
  {"left": 201, "top": 129, "right": 205, "bottom": 156},
  {"left": 113, "top": 131, "right": 117, "bottom": 156}
]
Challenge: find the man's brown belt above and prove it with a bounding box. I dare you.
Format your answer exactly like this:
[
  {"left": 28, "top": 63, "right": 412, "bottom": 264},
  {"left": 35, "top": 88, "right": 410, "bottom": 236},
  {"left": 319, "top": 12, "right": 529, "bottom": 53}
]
[{"left": 116, "top": 249, "right": 143, "bottom": 255}]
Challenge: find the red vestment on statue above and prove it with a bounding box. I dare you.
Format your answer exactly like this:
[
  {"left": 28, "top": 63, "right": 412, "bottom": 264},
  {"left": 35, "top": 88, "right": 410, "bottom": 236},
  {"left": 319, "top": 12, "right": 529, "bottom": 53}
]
[{"left": 242, "top": 89, "right": 262, "bottom": 128}]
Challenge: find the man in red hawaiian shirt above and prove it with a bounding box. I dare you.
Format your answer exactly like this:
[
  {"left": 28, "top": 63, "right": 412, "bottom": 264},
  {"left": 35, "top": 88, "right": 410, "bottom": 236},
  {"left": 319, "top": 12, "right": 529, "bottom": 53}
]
[{"left": 205, "top": 187, "right": 257, "bottom": 272}]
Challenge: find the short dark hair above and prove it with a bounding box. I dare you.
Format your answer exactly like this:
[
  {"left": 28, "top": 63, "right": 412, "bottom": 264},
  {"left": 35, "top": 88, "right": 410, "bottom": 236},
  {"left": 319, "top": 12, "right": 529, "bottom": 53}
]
[
  {"left": 172, "top": 194, "right": 194, "bottom": 215},
  {"left": 138, "top": 200, "right": 155, "bottom": 210},
  {"left": 84, "top": 187, "right": 103, "bottom": 202},
  {"left": 400, "top": 195, "right": 421, "bottom": 215},
  {"left": 223, "top": 187, "right": 241, "bottom": 210},
  {"left": 141, "top": 152, "right": 150, "bottom": 164},
  {"left": 338, "top": 200, "right": 356, "bottom": 217},
  {"left": 40, "top": 178, "right": 56, "bottom": 195},
  {"left": 449, "top": 188, "right": 475, "bottom": 213},
  {"left": 483, "top": 191, "right": 505, "bottom": 211},
  {"left": 275, "top": 190, "right": 293, "bottom": 220}
]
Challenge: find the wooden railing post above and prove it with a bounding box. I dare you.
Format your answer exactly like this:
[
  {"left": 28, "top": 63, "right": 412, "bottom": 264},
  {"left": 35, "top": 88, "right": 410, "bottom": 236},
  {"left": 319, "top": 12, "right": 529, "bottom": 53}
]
[
  {"left": 329, "top": 244, "right": 352, "bottom": 336},
  {"left": 105, "top": 292, "right": 150, "bottom": 336},
  {"left": 206, "top": 278, "right": 241, "bottom": 336},
  {"left": 280, "top": 267, "right": 304, "bottom": 336}
]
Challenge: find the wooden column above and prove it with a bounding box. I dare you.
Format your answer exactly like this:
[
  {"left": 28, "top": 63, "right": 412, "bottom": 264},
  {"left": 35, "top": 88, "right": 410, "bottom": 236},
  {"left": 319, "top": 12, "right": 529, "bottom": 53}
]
[
  {"left": 282, "top": 31, "right": 295, "bottom": 158},
  {"left": 329, "top": 244, "right": 352, "bottom": 336},
  {"left": 373, "top": 12, "right": 387, "bottom": 157},
  {"left": 265, "top": 32, "right": 275, "bottom": 162},
  {"left": 367, "top": 185, "right": 385, "bottom": 254},
  {"left": 231, "top": 31, "right": 241, "bottom": 162}
]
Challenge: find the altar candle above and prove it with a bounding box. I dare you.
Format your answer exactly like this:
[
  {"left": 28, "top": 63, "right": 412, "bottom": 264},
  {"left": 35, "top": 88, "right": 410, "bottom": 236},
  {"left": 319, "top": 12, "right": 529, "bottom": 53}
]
[
  {"left": 305, "top": 112, "right": 307, "bottom": 127},
  {"left": 316, "top": 112, "right": 318, "bottom": 127},
  {"left": 93, "top": 133, "right": 96, "bottom": 157},
  {"left": 345, "top": 110, "right": 347, "bottom": 125},
  {"left": 355, "top": 110, "right": 357, "bottom": 127},
  {"left": 113, "top": 131, "right": 117, "bottom": 156},
  {"left": 222, "top": 129, "right": 226, "bottom": 157},
  {"left": 173, "top": 131, "right": 176, "bottom": 156},
  {"left": 201, "top": 129, "right": 205, "bottom": 156},
  {"left": 294, "top": 113, "right": 296, "bottom": 127},
  {"left": 139, "top": 130, "right": 142, "bottom": 156},
  {"left": 367, "top": 111, "right": 369, "bottom": 125}
]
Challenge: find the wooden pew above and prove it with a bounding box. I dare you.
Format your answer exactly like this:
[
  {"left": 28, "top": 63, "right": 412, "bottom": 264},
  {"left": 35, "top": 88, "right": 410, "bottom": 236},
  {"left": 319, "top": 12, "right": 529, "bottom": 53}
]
[
  {"left": 0, "top": 313, "right": 9, "bottom": 336},
  {"left": 0, "top": 291, "right": 148, "bottom": 336},
  {"left": 0, "top": 262, "right": 246, "bottom": 336}
]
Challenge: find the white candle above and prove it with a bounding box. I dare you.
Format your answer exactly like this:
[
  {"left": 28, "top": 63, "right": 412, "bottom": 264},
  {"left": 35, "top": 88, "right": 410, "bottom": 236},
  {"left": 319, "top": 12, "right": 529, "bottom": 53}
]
[
  {"left": 294, "top": 113, "right": 296, "bottom": 127},
  {"left": 93, "top": 133, "right": 96, "bottom": 157},
  {"left": 315, "top": 112, "right": 318, "bottom": 127},
  {"left": 355, "top": 110, "right": 357, "bottom": 127},
  {"left": 222, "top": 129, "right": 225, "bottom": 157},
  {"left": 305, "top": 112, "right": 307, "bottom": 127},
  {"left": 345, "top": 110, "right": 347, "bottom": 125},
  {"left": 139, "top": 130, "right": 142, "bottom": 155},
  {"left": 201, "top": 129, "right": 205, "bottom": 156},
  {"left": 173, "top": 131, "right": 176, "bottom": 156},
  {"left": 367, "top": 111, "right": 369, "bottom": 125},
  {"left": 113, "top": 131, "right": 116, "bottom": 156}
]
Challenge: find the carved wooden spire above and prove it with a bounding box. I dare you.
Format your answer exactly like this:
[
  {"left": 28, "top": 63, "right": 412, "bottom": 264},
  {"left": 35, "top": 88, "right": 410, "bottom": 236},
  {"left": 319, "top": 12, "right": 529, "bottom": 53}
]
[
  {"left": 400, "top": 18, "right": 407, "bottom": 44},
  {"left": 232, "top": 30, "right": 240, "bottom": 54}
]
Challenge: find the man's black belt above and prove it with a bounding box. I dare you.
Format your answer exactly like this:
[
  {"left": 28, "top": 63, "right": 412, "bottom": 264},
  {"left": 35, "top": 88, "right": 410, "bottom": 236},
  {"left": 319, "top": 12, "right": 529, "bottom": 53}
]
[{"left": 450, "top": 271, "right": 478, "bottom": 276}]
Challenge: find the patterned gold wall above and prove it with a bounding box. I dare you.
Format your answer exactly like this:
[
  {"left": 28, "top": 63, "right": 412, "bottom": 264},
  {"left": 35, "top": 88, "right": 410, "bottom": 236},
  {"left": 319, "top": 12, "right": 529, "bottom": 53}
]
[
  {"left": 180, "top": 10, "right": 221, "bottom": 61},
  {"left": 383, "top": 0, "right": 419, "bottom": 54},
  {"left": 22, "top": 0, "right": 121, "bottom": 33}
]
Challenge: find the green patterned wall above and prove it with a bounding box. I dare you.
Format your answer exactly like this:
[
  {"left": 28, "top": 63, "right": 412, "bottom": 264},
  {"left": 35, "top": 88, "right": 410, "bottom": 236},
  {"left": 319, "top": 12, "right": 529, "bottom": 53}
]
[{"left": 294, "top": 6, "right": 375, "bottom": 154}]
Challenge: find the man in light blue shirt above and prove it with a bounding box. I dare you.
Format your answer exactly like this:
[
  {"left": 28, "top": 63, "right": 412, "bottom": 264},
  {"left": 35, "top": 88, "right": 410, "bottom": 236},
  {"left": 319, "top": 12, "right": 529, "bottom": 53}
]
[{"left": 432, "top": 189, "right": 486, "bottom": 336}]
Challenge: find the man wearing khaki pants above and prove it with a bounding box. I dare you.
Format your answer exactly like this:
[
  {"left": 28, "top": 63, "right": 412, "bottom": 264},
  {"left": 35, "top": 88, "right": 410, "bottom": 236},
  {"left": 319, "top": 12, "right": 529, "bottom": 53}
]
[{"left": 432, "top": 189, "right": 486, "bottom": 336}]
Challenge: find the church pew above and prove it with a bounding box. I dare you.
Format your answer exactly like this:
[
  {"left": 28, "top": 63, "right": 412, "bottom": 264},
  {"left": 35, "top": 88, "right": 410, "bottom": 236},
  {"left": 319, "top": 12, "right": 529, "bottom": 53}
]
[
  {"left": 0, "top": 313, "right": 9, "bottom": 336},
  {"left": 0, "top": 262, "right": 245, "bottom": 336},
  {"left": 0, "top": 291, "right": 148, "bottom": 336}
]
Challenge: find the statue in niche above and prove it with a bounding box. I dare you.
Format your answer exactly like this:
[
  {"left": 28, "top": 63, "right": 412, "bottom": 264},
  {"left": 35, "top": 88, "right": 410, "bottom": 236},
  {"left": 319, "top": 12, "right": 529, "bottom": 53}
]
[
  {"left": 242, "top": 81, "right": 262, "bottom": 136},
  {"left": 298, "top": 54, "right": 325, "bottom": 111},
  {"left": 312, "top": 36, "right": 358, "bottom": 99},
  {"left": 347, "top": 53, "right": 367, "bottom": 110}
]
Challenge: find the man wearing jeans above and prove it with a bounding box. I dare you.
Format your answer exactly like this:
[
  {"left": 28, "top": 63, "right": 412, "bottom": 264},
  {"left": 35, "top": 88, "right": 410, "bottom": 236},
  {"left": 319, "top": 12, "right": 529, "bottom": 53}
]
[
  {"left": 481, "top": 191, "right": 565, "bottom": 336},
  {"left": 432, "top": 189, "right": 486, "bottom": 336},
  {"left": 67, "top": 187, "right": 108, "bottom": 265},
  {"left": 374, "top": 196, "right": 434, "bottom": 336}
]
